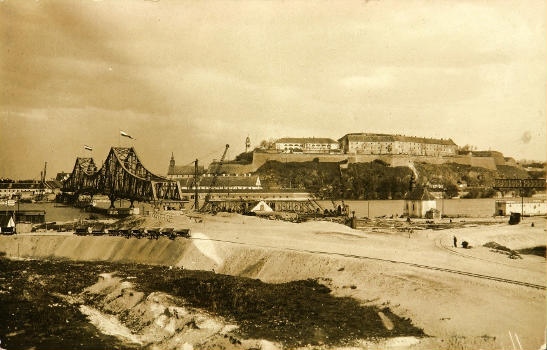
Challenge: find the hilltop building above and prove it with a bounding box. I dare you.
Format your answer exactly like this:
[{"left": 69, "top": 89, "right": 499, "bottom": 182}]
[
  {"left": 274, "top": 137, "right": 340, "bottom": 154},
  {"left": 338, "top": 133, "right": 457, "bottom": 156}
]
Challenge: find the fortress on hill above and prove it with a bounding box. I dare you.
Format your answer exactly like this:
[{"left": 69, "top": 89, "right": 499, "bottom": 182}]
[{"left": 168, "top": 132, "right": 519, "bottom": 177}]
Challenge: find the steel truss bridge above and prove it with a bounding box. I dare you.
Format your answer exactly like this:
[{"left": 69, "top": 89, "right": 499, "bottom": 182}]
[
  {"left": 493, "top": 178, "right": 546, "bottom": 190},
  {"left": 62, "top": 147, "right": 184, "bottom": 206}
]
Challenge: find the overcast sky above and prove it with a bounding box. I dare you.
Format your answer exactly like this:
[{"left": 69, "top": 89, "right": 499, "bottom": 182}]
[{"left": 1, "top": 0, "right": 545, "bottom": 179}]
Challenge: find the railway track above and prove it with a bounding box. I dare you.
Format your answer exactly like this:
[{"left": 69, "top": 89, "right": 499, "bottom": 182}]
[
  {"left": 190, "top": 236, "right": 547, "bottom": 290},
  {"left": 434, "top": 235, "right": 545, "bottom": 270}
]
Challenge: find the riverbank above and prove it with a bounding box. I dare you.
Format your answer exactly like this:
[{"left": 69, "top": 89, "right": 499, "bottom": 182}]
[{"left": 0, "top": 214, "right": 545, "bottom": 349}]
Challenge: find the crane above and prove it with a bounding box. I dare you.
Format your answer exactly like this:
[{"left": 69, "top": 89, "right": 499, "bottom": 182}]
[{"left": 199, "top": 144, "right": 229, "bottom": 212}]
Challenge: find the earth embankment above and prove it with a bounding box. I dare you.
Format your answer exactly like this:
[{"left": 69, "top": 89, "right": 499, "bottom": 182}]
[{"left": 1, "top": 215, "right": 545, "bottom": 349}]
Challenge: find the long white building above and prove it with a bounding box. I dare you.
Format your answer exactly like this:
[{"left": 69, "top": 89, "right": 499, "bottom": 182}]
[
  {"left": 274, "top": 137, "right": 340, "bottom": 154},
  {"left": 338, "top": 133, "right": 458, "bottom": 156}
]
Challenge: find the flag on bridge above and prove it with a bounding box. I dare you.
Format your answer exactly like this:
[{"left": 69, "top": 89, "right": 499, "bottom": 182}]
[
  {"left": 120, "top": 131, "right": 134, "bottom": 139},
  {"left": 84, "top": 145, "right": 93, "bottom": 151}
]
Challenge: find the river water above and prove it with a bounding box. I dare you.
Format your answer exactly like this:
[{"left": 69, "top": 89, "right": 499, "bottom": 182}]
[
  {"left": 3, "top": 198, "right": 519, "bottom": 222},
  {"left": 320, "top": 198, "right": 515, "bottom": 218},
  {"left": 3, "top": 202, "right": 103, "bottom": 222}
]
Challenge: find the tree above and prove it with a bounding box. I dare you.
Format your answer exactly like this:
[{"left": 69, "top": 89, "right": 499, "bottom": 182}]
[
  {"left": 234, "top": 151, "right": 253, "bottom": 163},
  {"left": 258, "top": 139, "right": 275, "bottom": 149},
  {"left": 444, "top": 183, "right": 459, "bottom": 198}
]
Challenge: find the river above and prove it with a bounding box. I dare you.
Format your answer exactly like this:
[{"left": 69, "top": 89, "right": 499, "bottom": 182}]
[
  {"left": 3, "top": 198, "right": 521, "bottom": 222},
  {"left": 319, "top": 198, "right": 518, "bottom": 218}
]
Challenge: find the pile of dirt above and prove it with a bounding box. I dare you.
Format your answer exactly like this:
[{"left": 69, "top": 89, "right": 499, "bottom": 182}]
[
  {"left": 81, "top": 273, "right": 248, "bottom": 349},
  {"left": 483, "top": 242, "right": 522, "bottom": 259},
  {"left": 0, "top": 256, "right": 425, "bottom": 349},
  {"left": 143, "top": 268, "right": 425, "bottom": 347},
  {"left": 0, "top": 255, "right": 130, "bottom": 350}
]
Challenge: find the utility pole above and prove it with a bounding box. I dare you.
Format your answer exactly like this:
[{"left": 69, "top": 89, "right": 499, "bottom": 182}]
[
  {"left": 520, "top": 180, "right": 524, "bottom": 220},
  {"left": 194, "top": 159, "right": 199, "bottom": 210}
]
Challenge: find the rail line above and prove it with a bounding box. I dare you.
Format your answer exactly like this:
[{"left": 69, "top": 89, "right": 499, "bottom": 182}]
[
  {"left": 190, "top": 236, "right": 547, "bottom": 290},
  {"left": 434, "top": 235, "right": 545, "bottom": 270}
]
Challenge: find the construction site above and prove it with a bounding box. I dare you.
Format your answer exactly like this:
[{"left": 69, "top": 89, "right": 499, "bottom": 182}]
[{"left": 0, "top": 144, "right": 546, "bottom": 350}]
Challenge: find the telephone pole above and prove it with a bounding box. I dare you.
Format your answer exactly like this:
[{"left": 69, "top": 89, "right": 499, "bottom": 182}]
[{"left": 194, "top": 159, "right": 199, "bottom": 210}]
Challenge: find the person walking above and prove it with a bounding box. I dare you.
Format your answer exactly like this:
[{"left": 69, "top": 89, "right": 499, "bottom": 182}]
[{"left": 453, "top": 236, "right": 457, "bottom": 248}]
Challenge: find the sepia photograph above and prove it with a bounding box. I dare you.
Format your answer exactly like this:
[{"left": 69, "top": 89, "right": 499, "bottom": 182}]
[{"left": 1, "top": 0, "right": 546, "bottom": 349}]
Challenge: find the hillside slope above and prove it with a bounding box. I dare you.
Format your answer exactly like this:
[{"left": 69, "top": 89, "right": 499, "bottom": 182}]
[{"left": 255, "top": 160, "right": 529, "bottom": 199}]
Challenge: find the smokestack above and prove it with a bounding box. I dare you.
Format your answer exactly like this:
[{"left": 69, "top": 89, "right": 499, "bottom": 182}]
[{"left": 407, "top": 162, "right": 418, "bottom": 192}]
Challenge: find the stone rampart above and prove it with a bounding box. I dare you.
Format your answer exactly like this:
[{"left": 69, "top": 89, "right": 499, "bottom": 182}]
[{"left": 251, "top": 151, "right": 499, "bottom": 171}]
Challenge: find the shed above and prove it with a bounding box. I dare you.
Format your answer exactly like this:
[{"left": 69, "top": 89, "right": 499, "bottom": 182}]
[
  {"left": 404, "top": 187, "right": 437, "bottom": 218},
  {"left": 250, "top": 200, "right": 273, "bottom": 213}
]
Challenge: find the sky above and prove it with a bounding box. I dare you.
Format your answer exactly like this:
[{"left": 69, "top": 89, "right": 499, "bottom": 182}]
[{"left": 1, "top": 0, "right": 546, "bottom": 179}]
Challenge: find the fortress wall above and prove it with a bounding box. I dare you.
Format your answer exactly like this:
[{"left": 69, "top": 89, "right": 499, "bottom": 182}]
[
  {"left": 468, "top": 157, "right": 498, "bottom": 170},
  {"left": 251, "top": 152, "right": 350, "bottom": 170},
  {"left": 252, "top": 152, "right": 499, "bottom": 171}
]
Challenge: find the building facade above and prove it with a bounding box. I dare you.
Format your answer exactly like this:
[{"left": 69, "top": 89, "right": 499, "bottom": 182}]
[
  {"left": 274, "top": 137, "right": 340, "bottom": 154},
  {"left": 495, "top": 200, "right": 547, "bottom": 216},
  {"left": 178, "top": 175, "right": 262, "bottom": 191},
  {"left": 0, "top": 182, "right": 45, "bottom": 199},
  {"left": 338, "top": 133, "right": 457, "bottom": 156}
]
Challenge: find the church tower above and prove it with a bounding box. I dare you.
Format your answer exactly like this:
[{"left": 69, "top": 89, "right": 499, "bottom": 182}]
[{"left": 169, "top": 152, "right": 175, "bottom": 173}]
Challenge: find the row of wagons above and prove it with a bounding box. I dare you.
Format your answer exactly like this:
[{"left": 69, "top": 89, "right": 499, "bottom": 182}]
[{"left": 74, "top": 226, "right": 190, "bottom": 240}]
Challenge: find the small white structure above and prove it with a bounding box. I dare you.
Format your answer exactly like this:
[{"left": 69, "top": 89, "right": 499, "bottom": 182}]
[
  {"left": 250, "top": 200, "right": 273, "bottom": 213},
  {"left": 404, "top": 187, "right": 437, "bottom": 218},
  {"left": 0, "top": 214, "right": 16, "bottom": 233},
  {"left": 495, "top": 200, "right": 547, "bottom": 216}
]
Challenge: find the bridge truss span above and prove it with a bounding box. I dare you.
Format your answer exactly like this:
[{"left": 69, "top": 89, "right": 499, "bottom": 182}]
[{"left": 63, "top": 147, "right": 184, "bottom": 204}]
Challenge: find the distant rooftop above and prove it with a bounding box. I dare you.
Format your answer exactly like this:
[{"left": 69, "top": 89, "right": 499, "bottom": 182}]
[
  {"left": 167, "top": 165, "right": 205, "bottom": 176},
  {"left": 275, "top": 137, "right": 338, "bottom": 144},
  {"left": 178, "top": 175, "right": 261, "bottom": 188},
  {"left": 404, "top": 187, "right": 436, "bottom": 201},
  {"left": 0, "top": 182, "right": 42, "bottom": 189}
]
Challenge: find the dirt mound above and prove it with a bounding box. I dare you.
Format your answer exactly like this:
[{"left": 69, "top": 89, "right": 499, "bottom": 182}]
[
  {"left": 483, "top": 242, "right": 522, "bottom": 259},
  {"left": 82, "top": 273, "right": 251, "bottom": 350},
  {"left": 483, "top": 241, "right": 522, "bottom": 259},
  {"left": 1, "top": 257, "right": 425, "bottom": 349},
  {"left": 144, "top": 269, "right": 425, "bottom": 347}
]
